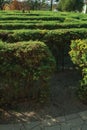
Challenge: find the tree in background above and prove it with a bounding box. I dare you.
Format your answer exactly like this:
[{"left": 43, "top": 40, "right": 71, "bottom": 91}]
[
  {"left": 26, "top": 0, "right": 42, "bottom": 10},
  {"left": 0, "top": 0, "right": 12, "bottom": 10},
  {"left": 11, "top": 0, "right": 21, "bottom": 10},
  {"left": 50, "top": 0, "right": 53, "bottom": 10},
  {"left": 0, "top": 0, "right": 5, "bottom": 9},
  {"left": 26, "top": 0, "right": 58, "bottom": 11},
  {"left": 41, "top": 0, "right": 49, "bottom": 10},
  {"left": 58, "top": 0, "right": 84, "bottom": 12},
  {"left": 50, "top": 0, "right": 59, "bottom": 11}
]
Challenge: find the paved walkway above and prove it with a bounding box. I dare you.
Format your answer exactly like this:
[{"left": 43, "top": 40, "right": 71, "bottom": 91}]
[{"left": 0, "top": 110, "right": 87, "bottom": 130}]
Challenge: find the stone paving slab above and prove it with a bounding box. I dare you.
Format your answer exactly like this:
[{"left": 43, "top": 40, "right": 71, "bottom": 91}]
[
  {"left": 66, "top": 118, "right": 84, "bottom": 127},
  {"left": 0, "top": 122, "right": 41, "bottom": 130},
  {"left": 0, "top": 124, "right": 14, "bottom": 130},
  {"left": 65, "top": 113, "right": 79, "bottom": 121},
  {"left": 25, "top": 122, "right": 41, "bottom": 130},
  {"left": 82, "top": 125, "right": 87, "bottom": 130},
  {"left": 60, "top": 123, "right": 71, "bottom": 130},
  {"left": 0, "top": 124, "right": 20, "bottom": 130},
  {"left": 84, "top": 119, "right": 87, "bottom": 124},
  {"left": 0, "top": 111, "right": 87, "bottom": 130},
  {"left": 55, "top": 116, "right": 66, "bottom": 122},
  {"left": 45, "top": 125, "right": 61, "bottom": 130},
  {"left": 42, "top": 118, "right": 58, "bottom": 126},
  {"left": 71, "top": 125, "right": 82, "bottom": 130},
  {"left": 0, "top": 124, "right": 41, "bottom": 130},
  {"left": 79, "top": 111, "right": 87, "bottom": 120},
  {"left": 42, "top": 116, "right": 66, "bottom": 127}
]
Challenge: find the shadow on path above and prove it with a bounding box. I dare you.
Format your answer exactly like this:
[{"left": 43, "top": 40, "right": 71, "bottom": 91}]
[{"left": 0, "top": 69, "right": 87, "bottom": 124}]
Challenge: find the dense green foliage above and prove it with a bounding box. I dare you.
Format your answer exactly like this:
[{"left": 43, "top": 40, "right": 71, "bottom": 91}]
[
  {"left": 58, "top": 0, "right": 84, "bottom": 12},
  {"left": 0, "top": 11, "right": 87, "bottom": 104},
  {"left": 0, "top": 28, "right": 87, "bottom": 69},
  {"left": 0, "top": 11, "right": 87, "bottom": 69},
  {"left": 0, "top": 41, "right": 56, "bottom": 104},
  {"left": 69, "top": 39, "right": 87, "bottom": 102},
  {"left": 1, "top": 22, "right": 87, "bottom": 30},
  {"left": 0, "top": 0, "right": 5, "bottom": 9},
  {"left": 0, "top": 0, "right": 11, "bottom": 10}
]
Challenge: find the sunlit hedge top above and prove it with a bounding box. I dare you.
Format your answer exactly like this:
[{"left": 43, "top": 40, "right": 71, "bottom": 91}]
[
  {"left": 69, "top": 39, "right": 87, "bottom": 68},
  {"left": 0, "top": 40, "right": 56, "bottom": 103}
]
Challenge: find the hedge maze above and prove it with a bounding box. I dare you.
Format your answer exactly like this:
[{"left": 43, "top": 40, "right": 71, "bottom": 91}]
[{"left": 0, "top": 11, "right": 87, "bottom": 104}]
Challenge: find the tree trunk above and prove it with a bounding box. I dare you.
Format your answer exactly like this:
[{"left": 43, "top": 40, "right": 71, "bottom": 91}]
[{"left": 50, "top": 0, "right": 53, "bottom": 11}]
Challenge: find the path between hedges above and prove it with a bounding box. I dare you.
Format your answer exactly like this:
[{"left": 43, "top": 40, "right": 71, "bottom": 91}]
[
  {"left": 0, "top": 70, "right": 87, "bottom": 130},
  {"left": 0, "top": 111, "right": 87, "bottom": 130}
]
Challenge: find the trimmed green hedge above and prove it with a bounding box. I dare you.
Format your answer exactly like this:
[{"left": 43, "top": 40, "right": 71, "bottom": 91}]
[
  {"left": 1, "top": 28, "right": 87, "bottom": 69},
  {"left": 0, "top": 20, "right": 59, "bottom": 24},
  {"left": 69, "top": 39, "right": 87, "bottom": 103},
  {"left": 0, "top": 28, "right": 87, "bottom": 44},
  {"left": 0, "top": 16, "right": 65, "bottom": 21},
  {"left": 1, "top": 22, "right": 87, "bottom": 30},
  {"left": 0, "top": 41, "right": 56, "bottom": 104},
  {"left": 0, "top": 11, "right": 87, "bottom": 71}
]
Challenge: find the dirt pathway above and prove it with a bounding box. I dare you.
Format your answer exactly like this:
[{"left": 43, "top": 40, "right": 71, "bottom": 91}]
[{"left": 0, "top": 69, "right": 87, "bottom": 124}]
